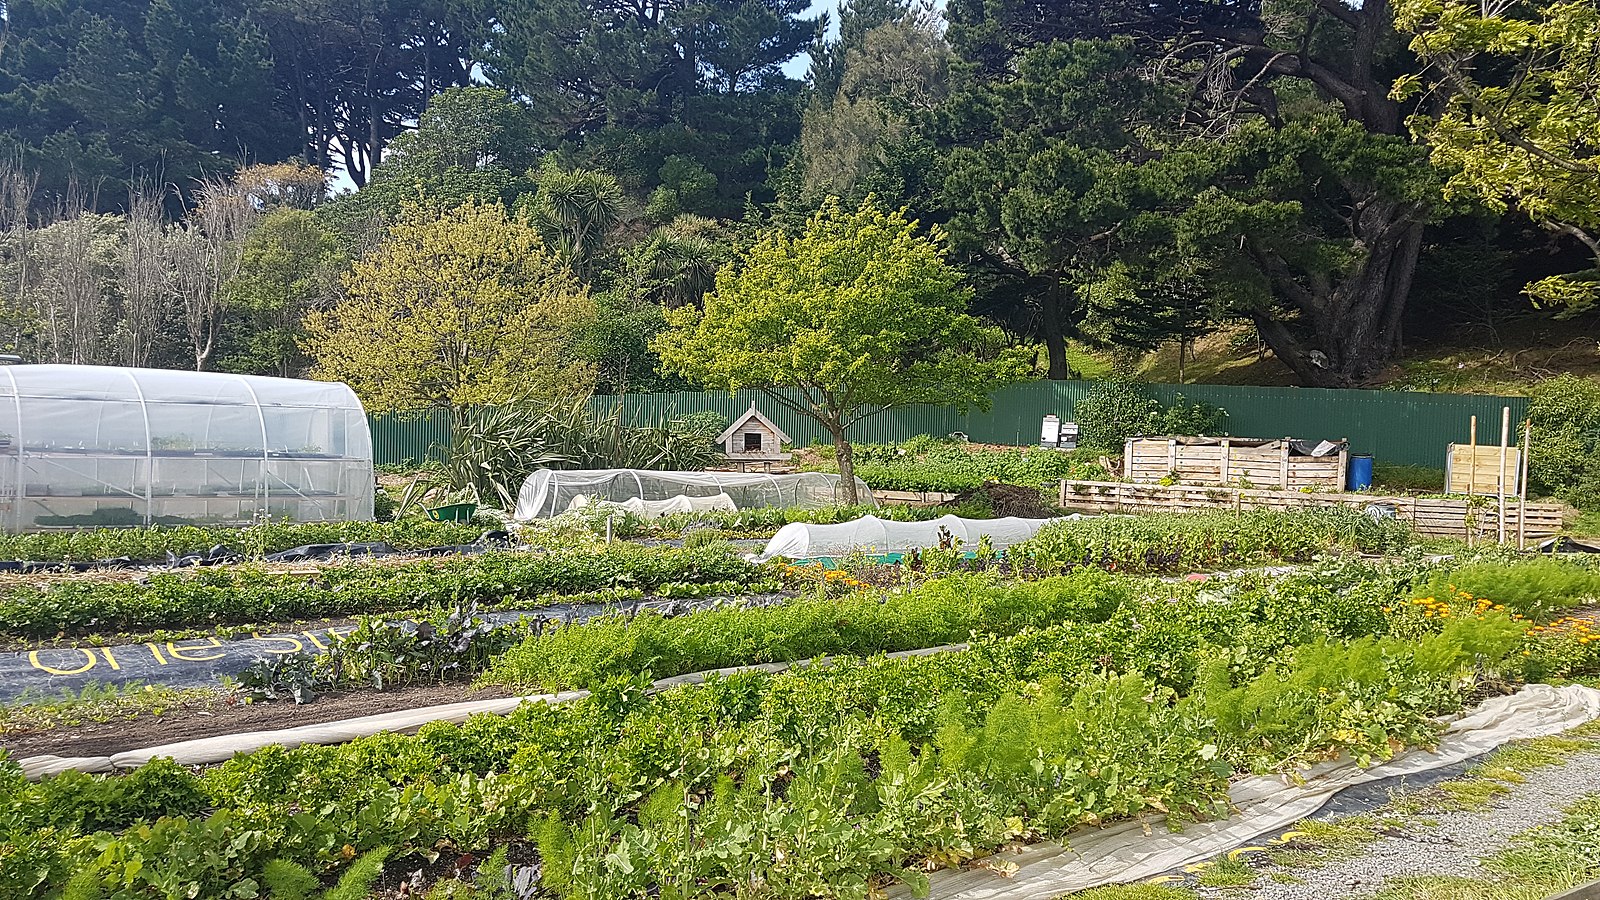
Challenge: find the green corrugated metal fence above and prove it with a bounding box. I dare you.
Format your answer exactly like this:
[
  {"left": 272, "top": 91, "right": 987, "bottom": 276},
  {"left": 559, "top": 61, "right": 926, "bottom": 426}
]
[
  {"left": 369, "top": 410, "right": 453, "bottom": 468},
  {"left": 368, "top": 382, "right": 1530, "bottom": 470}
]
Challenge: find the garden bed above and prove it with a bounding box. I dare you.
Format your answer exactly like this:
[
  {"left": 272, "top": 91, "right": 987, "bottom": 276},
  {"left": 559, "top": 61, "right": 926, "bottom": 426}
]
[
  {"left": 0, "top": 681, "right": 518, "bottom": 760},
  {"left": 5, "top": 510, "right": 1600, "bottom": 899}
]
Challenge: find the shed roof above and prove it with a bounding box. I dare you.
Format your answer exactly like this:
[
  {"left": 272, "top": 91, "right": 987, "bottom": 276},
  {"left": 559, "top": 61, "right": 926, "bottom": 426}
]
[{"left": 716, "top": 402, "right": 790, "bottom": 445}]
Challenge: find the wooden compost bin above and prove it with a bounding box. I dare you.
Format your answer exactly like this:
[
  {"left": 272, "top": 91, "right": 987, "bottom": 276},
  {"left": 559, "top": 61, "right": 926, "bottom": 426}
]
[
  {"left": 1056, "top": 480, "right": 1565, "bottom": 541},
  {"left": 1123, "top": 436, "right": 1348, "bottom": 490},
  {"left": 1445, "top": 444, "right": 1522, "bottom": 496}
]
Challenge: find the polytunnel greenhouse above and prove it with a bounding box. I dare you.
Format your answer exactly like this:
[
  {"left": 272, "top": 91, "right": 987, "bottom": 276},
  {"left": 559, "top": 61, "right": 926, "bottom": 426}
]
[
  {"left": 0, "top": 365, "right": 373, "bottom": 532},
  {"left": 514, "top": 469, "right": 874, "bottom": 520}
]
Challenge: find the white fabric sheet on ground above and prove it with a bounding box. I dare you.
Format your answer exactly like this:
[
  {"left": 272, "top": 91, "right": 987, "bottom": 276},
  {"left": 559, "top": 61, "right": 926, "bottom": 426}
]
[
  {"left": 757, "top": 514, "right": 1081, "bottom": 561},
  {"left": 515, "top": 469, "right": 873, "bottom": 520},
  {"left": 890, "top": 683, "right": 1600, "bottom": 899},
  {"left": 568, "top": 493, "right": 739, "bottom": 519}
]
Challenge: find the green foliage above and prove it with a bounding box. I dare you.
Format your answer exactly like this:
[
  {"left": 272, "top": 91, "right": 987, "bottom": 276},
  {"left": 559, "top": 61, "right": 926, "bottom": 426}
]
[
  {"left": 1394, "top": 0, "right": 1600, "bottom": 313},
  {"left": 261, "top": 859, "right": 320, "bottom": 900},
  {"left": 810, "top": 436, "right": 1099, "bottom": 492},
  {"left": 0, "top": 0, "right": 300, "bottom": 205},
  {"left": 305, "top": 199, "right": 598, "bottom": 413},
  {"left": 217, "top": 208, "right": 344, "bottom": 378},
  {"left": 0, "top": 546, "right": 764, "bottom": 638},
  {"left": 322, "top": 847, "right": 389, "bottom": 900},
  {"left": 1527, "top": 375, "right": 1600, "bottom": 509},
  {"left": 481, "top": 570, "right": 1134, "bottom": 690},
  {"left": 8, "top": 552, "right": 1580, "bottom": 899},
  {"left": 1011, "top": 509, "right": 1414, "bottom": 574},
  {"left": 1372, "top": 463, "right": 1446, "bottom": 493},
  {"left": 655, "top": 196, "right": 1030, "bottom": 502},
  {"left": 1073, "top": 380, "right": 1229, "bottom": 451},
  {"left": 435, "top": 400, "right": 727, "bottom": 510},
  {"left": 1408, "top": 557, "right": 1600, "bottom": 619}
]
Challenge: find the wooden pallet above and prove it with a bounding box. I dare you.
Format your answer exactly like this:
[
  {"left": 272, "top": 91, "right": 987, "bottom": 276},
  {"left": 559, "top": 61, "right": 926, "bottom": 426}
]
[{"left": 1056, "top": 480, "right": 1565, "bottom": 540}]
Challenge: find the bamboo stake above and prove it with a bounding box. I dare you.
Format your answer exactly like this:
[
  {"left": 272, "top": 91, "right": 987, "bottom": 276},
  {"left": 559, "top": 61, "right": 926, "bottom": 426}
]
[
  {"left": 1518, "top": 421, "right": 1532, "bottom": 550},
  {"left": 1467, "top": 416, "right": 1477, "bottom": 548},
  {"left": 1498, "top": 406, "right": 1511, "bottom": 545}
]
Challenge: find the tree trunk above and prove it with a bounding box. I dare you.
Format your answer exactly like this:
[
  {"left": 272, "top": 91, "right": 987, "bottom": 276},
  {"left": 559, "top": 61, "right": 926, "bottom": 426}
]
[
  {"left": 830, "top": 424, "right": 859, "bottom": 506},
  {"left": 1251, "top": 205, "right": 1426, "bottom": 388},
  {"left": 1041, "top": 281, "right": 1069, "bottom": 380}
]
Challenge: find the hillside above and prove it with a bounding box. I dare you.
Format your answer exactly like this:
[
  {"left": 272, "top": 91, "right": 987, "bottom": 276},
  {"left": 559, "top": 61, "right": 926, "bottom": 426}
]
[{"left": 1108, "top": 314, "right": 1600, "bottom": 394}]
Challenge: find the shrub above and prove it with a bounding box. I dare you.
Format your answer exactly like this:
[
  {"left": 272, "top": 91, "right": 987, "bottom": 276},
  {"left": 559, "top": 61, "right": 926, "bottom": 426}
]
[
  {"left": 820, "top": 436, "right": 1097, "bottom": 492},
  {"left": 1072, "top": 379, "right": 1229, "bottom": 452},
  {"left": 1527, "top": 375, "right": 1600, "bottom": 509}
]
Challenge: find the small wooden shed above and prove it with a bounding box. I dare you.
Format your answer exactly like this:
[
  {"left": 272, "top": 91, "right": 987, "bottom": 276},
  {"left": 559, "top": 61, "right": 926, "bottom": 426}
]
[
  {"left": 1123, "top": 436, "right": 1349, "bottom": 490},
  {"left": 717, "top": 403, "right": 790, "bottom": 470}
]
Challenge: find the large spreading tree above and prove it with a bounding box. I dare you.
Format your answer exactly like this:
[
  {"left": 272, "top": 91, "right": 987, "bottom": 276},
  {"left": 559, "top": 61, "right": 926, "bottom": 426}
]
[
  {"left": 654, "top": 197, "right": 1028, "bottom": 503},
  {"left": 942, "top": 0, "right": 1446, "bottom": 386}
]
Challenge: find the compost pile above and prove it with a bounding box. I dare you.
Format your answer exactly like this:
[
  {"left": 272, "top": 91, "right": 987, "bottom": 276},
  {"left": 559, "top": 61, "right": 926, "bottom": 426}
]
[{"left": 943, "top": 482, "right": 1059, "bottom": 519}]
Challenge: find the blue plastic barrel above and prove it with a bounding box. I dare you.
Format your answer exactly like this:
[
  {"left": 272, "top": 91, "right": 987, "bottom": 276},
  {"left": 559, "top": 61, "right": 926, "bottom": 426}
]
[{"left": 1348, "top": 454, "right": 1374, "bottom": 491}]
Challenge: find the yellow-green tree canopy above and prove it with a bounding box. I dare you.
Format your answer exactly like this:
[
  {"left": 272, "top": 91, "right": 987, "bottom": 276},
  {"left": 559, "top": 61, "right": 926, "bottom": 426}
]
[
  {"left": 305, "top": 200, "right": 596, "bottom": 411},
  {"left": 1394, "top": 0, "right": 1600, "bottom": 311},
  {"left": 654, "top": 196, "right": 1028, "bottom": 501}
]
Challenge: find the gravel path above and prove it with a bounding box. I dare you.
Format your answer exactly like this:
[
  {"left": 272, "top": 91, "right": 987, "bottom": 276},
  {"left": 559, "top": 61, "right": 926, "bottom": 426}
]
[{"left": 1197, "top": 748, "right": 1600, "bottom": 899}]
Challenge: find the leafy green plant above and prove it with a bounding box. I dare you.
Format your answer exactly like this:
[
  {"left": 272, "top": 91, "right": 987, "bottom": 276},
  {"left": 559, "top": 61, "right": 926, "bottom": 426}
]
[
  {"left": 1408, "top": 557, "right": 1600, "bottom": 619},
  {"left": 1073, "top": 380, "right": 1229, "bottom": 452},
  {"left": 1527, "top": 374, "right": 1600, "bottom": 510},
  {"left": 481, "top": 570, "right": 1134, "bottom": 690},
  {"left": 805, "top": 435, "right": 1098, "bottom": 492},
  {"left": 237, "top": 652, "right": 335, "bottom": 704},
  {"left": 1011, "top": 508, "right": 1415, "bottom": 574}
]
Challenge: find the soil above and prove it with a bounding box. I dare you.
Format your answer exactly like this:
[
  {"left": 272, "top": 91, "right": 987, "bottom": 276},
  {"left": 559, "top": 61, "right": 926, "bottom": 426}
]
[
  {"left": 942, "top": 482, "right": 1062, "bottom": 519},
  {"left": 0, "top": 680, "right": 512, "bottom": 760}
]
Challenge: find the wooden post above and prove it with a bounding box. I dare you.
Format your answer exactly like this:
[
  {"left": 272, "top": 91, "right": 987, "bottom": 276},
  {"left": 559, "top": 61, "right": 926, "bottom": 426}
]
[
  {"left": 1279, "top": 439, "right": 1291, "bottom": 490},
  {"left": 1518, "top": 421, "right": 1532, "bottom": 550},
  {"left": 1497, "top": 406, "right": 1511, "bottom": 545},
  {"left": 1167, "top": 439, "right": 1177, "bottom": 477},
  {"left": 1467, "top": 416, "right": 1477, "bottom": 548},
  {"left": 1337, "top": 438, "right": 1348, "bottom": 492},
  {"left": 1221, "top": 438, "right": 1232, "bottom": 485}
]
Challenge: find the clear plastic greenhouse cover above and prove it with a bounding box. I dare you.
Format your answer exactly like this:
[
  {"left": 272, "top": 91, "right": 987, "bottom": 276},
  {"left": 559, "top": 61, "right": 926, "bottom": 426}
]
[
  {"left": 514, "top": 469, "right": 875, "bottom": 520},
  {"left": 756, "top": 513, "right": 1082, "bottom": 561},
  {"left": 0, "top": 365, "right": 373, "bottom": 532}
]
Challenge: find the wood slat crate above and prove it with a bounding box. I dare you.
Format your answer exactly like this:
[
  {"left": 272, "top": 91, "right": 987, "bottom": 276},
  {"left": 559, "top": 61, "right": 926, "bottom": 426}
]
[
  {"left": 1057, "top": 479, "right": 1565, "bottom": 540},
  {"left": 1445, "top": 444, "right": 1522, "bottom": 495},
  {"left": 1123, "top": 437, "right": 1347, "bottom": 490}
]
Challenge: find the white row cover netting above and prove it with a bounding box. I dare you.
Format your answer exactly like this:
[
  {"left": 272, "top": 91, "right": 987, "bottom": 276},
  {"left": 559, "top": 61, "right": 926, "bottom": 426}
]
[
  {"left": 514, "top": 469, "right": 874, "bottom": 520},
  {"left": 758, "top": 514, "right": 1079, "bottom": 560},
  {"left": 0, "top": 365, "right": 373, "bottom": 532}
]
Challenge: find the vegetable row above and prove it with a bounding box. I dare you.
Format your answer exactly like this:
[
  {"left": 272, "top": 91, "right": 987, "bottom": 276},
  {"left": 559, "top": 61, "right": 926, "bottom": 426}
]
[
  {"left": 0, "top": 519, "right": 491, "bottom": 564},
  {"left": 0, "top": 546, "right": 764, "bottom": 639},
  {"left": 6, "top": 557, "right": 1597, "bottom": 899}
]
